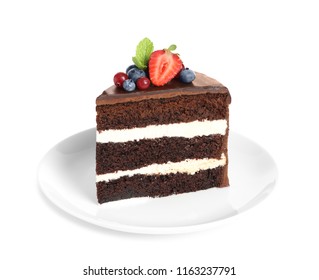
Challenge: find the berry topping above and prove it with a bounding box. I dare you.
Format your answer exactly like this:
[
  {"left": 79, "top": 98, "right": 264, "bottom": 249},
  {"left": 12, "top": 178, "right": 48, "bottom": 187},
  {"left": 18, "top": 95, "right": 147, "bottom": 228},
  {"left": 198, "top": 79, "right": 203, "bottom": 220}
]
[
  {"left": 113, "top": 72, "right": 128, "bottom": 88},
  {"left": 127, "top": 68, "right": 146, "bottom": 82},
  {"left": 179, "top": 68, "right": 196, "bottom": 83},
  {"left": 110, "top": 38, "right": 196, "bottom": 93},
  {"left": 122, "top": 79, "right": 136, "bottom": 92},
  {"left": 136, "top": 77, "right": 151, "bottom": 90},
  {"left": 148, "top": 45, "right": 183, "bottom": 86}
]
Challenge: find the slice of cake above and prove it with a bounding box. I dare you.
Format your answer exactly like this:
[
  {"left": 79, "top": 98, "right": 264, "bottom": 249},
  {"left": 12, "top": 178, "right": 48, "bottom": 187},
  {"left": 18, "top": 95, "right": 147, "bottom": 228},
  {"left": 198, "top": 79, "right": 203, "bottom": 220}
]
[
  {"left": 96, "top": 72, "right": 231, "bottom": 203},
  {"left": 96, "top": 38, "right": 231, "bottom": 204}
]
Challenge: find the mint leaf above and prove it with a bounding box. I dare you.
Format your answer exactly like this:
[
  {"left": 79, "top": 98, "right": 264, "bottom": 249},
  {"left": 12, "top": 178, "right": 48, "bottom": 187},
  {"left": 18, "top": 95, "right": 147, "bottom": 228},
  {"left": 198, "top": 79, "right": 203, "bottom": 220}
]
[
  {"left": 132, "top": 56, "right": 144, "bottom": 69},
  {"left": 132, "top": 38, "right": 154, "bottom": 70}
]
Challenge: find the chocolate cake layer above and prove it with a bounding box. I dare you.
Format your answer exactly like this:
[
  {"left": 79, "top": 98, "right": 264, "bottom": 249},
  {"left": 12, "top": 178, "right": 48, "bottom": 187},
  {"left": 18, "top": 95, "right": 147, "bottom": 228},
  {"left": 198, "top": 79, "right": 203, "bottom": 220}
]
[
  {"left": 96, "top": 135, "right": 226, "bottom": 174},
  {"left": 96, "top": 167, "right": 228, "bottom": 203},
  {"left": 97, "top": 93, "right": 230, "bottom": 131}
]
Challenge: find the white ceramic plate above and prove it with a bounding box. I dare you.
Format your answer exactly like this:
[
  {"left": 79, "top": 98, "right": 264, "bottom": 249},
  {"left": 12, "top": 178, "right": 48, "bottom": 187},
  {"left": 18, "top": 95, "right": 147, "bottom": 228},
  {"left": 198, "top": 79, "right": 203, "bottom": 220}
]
[{"left": 38, "top": 128, "right": 278, "bottom": 234}]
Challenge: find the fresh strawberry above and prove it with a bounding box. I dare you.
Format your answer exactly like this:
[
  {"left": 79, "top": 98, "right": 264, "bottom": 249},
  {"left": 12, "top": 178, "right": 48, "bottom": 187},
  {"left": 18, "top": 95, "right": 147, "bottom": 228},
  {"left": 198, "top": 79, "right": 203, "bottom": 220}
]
[{"left": 148, "top": 45, "right": 183, "bottom": 86}]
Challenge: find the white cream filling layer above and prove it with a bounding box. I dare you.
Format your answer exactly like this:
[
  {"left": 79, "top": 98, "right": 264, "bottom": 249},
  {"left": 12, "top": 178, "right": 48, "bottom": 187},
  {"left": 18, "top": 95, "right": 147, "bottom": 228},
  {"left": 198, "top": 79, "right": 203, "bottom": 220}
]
[
  {"left": 97, "top": 119, "right": 227, "bottom": 143},
  {"left": 96, "top": 154, "right": 226, "bottom": 183}
]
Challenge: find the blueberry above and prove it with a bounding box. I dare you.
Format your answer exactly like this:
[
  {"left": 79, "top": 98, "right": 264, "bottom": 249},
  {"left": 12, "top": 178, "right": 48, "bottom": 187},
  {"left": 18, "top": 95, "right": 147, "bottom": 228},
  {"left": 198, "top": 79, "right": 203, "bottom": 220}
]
[
  {"left": 179, "top": 68, "right": 196, "bottom": 83},
  {"left": 126, "top": 64, "right": 138, "bottom": 74},
  {"left": 122, "top": 79, "right": 136, "bottom": 92},
  {"left": 127, "top": 68, "right": 146, "bottom": 82}
]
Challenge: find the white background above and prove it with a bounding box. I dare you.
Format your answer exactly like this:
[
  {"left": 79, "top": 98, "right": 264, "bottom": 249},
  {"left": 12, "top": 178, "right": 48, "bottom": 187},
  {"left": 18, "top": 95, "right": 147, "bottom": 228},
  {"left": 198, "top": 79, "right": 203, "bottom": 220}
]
[{"left": 1, "top": 0, "right": 318, "bottom": 279}]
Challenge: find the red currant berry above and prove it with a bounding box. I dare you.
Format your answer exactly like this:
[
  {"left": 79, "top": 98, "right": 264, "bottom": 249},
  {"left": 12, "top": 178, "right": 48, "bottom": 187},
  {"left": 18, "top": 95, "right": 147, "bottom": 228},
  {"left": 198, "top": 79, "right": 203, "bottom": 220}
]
[
  {"left": 136, "top": 77, "right": 151, "bottom": 90},
  {"left": 113, "top": 72, "right": 128, "bottom": 88}
]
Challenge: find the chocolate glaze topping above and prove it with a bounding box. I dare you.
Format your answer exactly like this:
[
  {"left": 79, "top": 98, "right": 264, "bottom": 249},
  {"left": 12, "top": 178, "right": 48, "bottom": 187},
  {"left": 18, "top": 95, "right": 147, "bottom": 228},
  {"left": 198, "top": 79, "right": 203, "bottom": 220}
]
[{"left": 96, "top": 72, "right": 231, "bottom": 105}]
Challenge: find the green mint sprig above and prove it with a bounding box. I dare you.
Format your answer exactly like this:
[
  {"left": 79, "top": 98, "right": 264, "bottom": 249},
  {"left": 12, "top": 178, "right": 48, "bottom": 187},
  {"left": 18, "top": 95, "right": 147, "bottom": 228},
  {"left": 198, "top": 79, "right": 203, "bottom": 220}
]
[{"left": 132, "top": 38, "right": 154, "bottom": 70}]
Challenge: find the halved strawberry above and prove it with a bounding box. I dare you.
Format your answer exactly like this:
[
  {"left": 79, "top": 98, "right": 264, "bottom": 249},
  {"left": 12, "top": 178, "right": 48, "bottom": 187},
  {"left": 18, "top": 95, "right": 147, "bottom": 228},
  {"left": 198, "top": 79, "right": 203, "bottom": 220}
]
[{"left": 148, "top": 48, "right": 183, "bottom": 86}]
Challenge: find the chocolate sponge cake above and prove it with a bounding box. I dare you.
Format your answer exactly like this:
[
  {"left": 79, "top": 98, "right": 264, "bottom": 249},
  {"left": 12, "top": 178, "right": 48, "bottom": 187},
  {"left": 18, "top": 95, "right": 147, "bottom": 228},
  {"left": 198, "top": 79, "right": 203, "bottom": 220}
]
[{"left": 96, "top": 72, "right": 231, "bottom": 203}]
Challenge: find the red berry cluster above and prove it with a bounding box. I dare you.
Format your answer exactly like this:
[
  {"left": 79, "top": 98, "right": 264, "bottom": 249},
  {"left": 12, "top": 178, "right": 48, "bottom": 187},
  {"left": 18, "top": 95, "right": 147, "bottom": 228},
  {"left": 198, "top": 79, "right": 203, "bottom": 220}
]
[{"left": 113, "top": 71, "right": 151, "bottom": 92}]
